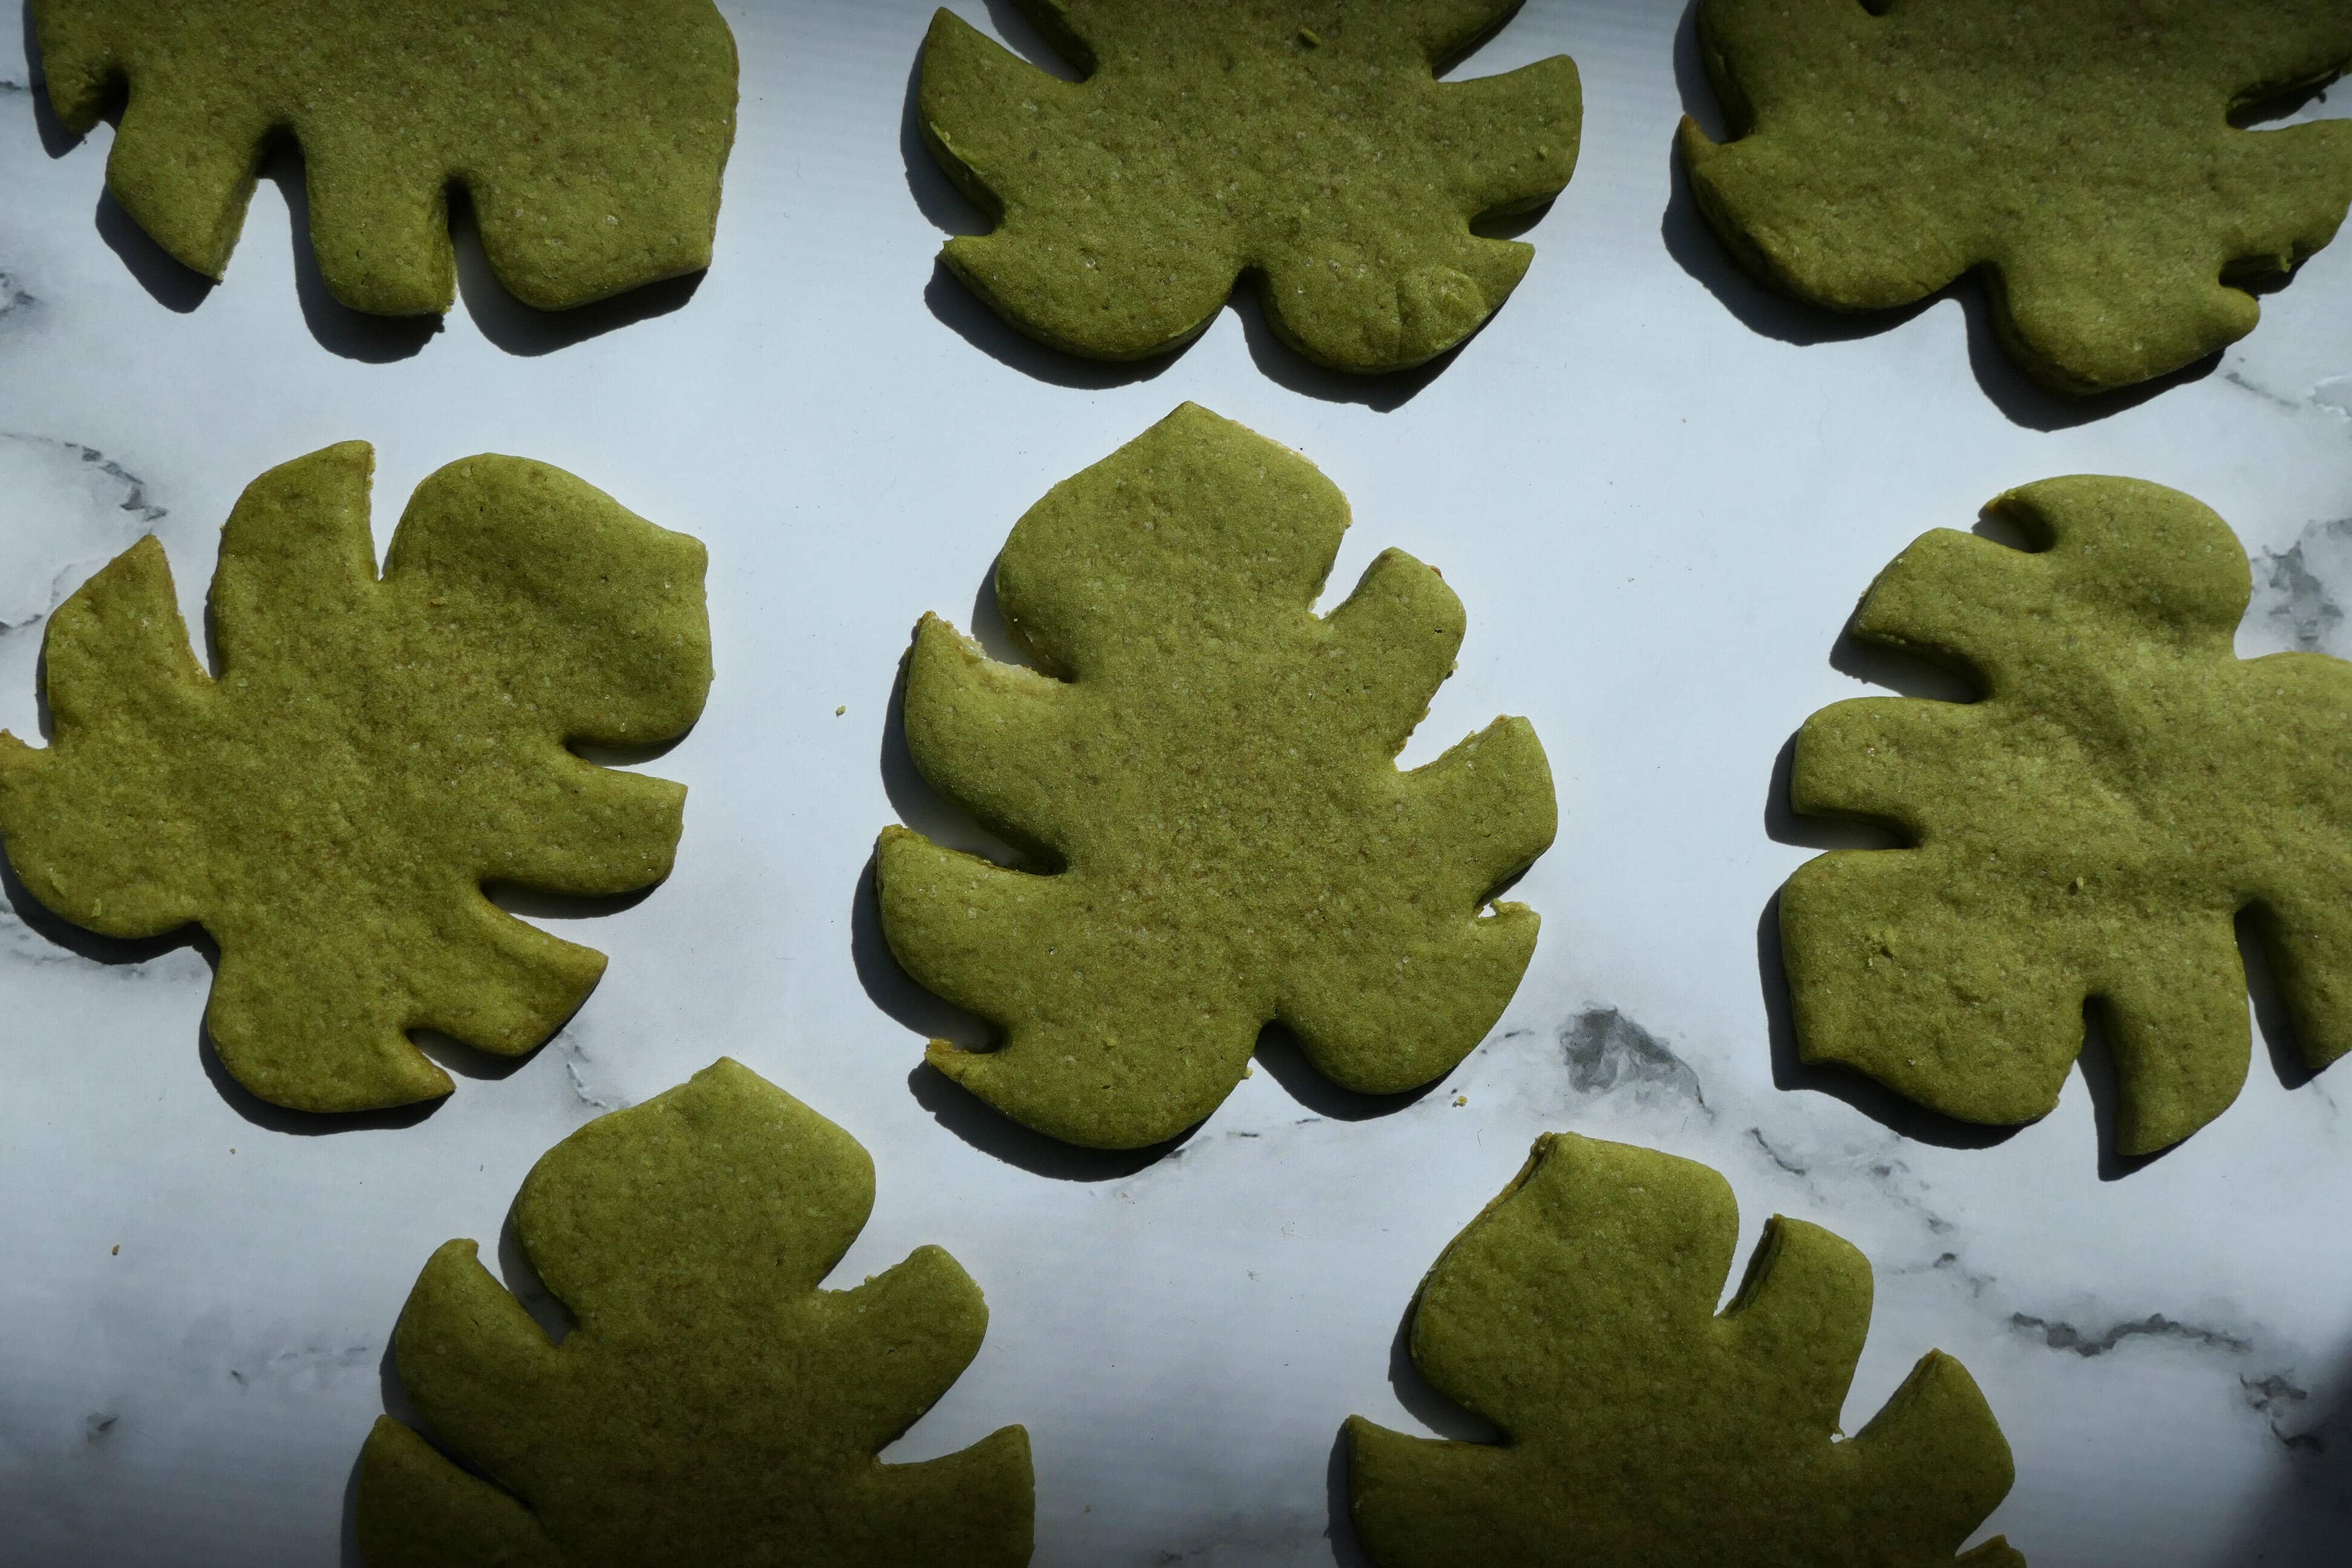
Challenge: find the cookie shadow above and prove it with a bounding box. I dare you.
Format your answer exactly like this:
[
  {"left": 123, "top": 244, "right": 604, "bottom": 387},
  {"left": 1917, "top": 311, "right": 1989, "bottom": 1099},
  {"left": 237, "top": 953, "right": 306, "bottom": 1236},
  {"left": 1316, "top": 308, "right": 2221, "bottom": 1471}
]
[
  {"left": 497, "top": 1201, "right": 573, "bottom": 1344},
  {"left": 864, "top": 553, "right": 1460, "bottom": 1168},
  {"left": 2068, "top": 1004, "right": 2189, "bottom": 1183},
  {"left": 899, "top": 44, "right": 991, "bottom": 240},
  {"left": 1660, "top": 1, "right": 1924, "bottom": 354},
  {"left": 338, "top": 1442, "right": 367, "bottom": 1568},
  {"left": 900, "top": 39, "right": 1172, "bottom": 393},
  {"left": 1758, "top": 608, "right": 2018, "bottom": 1151},
  {"left": 194, "top": 1004, "right": 460, "bottom": 1138},
  {"left": 482, "top": 881, "right": 661, "bottom": 924},
  {"left": 35, "top": 25, "right": 220, "bottom": 319},
  {"left": 1755, "top": 892, "right": 2021, "bottom": 1152},
  {"left": 1766, "top": 606, "right": 2290, "bottom": 1177},
  {"left": 1231, "top": 280, "right": 1459, "bottom": 413},
  {"left": 1253, "top": 1023, "right": 1449, "bottom": 1123},
  {"left": 858, "top": 701, "right": 1184, "bottom": 1183},
  {"left": 854, "top": 576, "right": 1038, "bottom": 1063},
  {"left": 2240, "top": 909, "right": 2323, "bottom": 1096},
  {"left": 258, "top": 148, "right": 699, "bottom": 363},
  {"left": 1661, "top": 0, "right": 2218, "bottom": 434},
  {"left": 919, "top": 257, "right": 1177, "bottom": 393},
  {"left": 904, "top": 1059, "right": 1186, "bottom": 1181},
  {"left": 1324, "top": 1428, "right": 1374, "bottom": 1568},
  {"left": 94, "top": 191, "right": 214, "bottom": 313},
  {"left": 0, "top": 736, "right": 538, "bottom": 1135},
  {"left": 446, "top": 185, "right": 706, "bottom": 358},
  {"left": 1763, "top": 732, "right": 1903, "bottom": 855},
  {"left": 19, "top": 4, "right": 80, "bottom": 159},
  {"left": 0, "top": 846, "right": 189, "bottom": 968},
  {"left": 259, "top": 149, "right": 440, "bottom": 364},
  {"left": 1388, "top": 1298, "right": 1500, "bottom": 1445},
  {"left": 900, "top": 14, "right": 1469, "bottom": 407},
  {"left": 192, "top": 951, "right": 543, "bottom": 1138},
  {"left": 852, "top": 846, "right": 995, "bottom": 1056}
]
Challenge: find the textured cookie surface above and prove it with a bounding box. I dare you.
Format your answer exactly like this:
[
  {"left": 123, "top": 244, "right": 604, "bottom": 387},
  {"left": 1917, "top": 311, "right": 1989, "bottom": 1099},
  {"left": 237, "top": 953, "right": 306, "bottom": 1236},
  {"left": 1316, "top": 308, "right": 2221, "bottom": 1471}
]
[
  {"left": 358, "top": 1058, "right": 1035, "bottom": 1567},
  {"left": 1679, "top": 0, "right": 2352, "bottom": 394},
  {"left": 1346, "top": 1132, "right": 2022, "bottom": 1567},
  {"left": 876, "top": 403, "right": 1555, "bottom": 1148},
  {"left": 1783, "top": 477, "right": 2352, "bottom": 1154},
  {"left": 34, "top": 0, "right": 739, "bottom": 314},
  {"left": 920, "top": 1, "right": 1580, "bottom": 372},
  {"left": 0, "top": 442, "right": 710, "bottom": 1113}
]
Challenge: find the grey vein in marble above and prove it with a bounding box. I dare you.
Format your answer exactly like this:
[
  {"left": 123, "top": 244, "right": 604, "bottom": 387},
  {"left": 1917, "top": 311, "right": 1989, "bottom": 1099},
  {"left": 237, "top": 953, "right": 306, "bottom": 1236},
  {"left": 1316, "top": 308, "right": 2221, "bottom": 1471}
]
[
  {"left": 2011, "top": 1312, "right": 2254, "bottom": 1359},
  {"left": 2218, "top": 361, "right": 2352, "bottom": 422},
  {"left": 224, "top": 1343, "right": 373, "bottom": 1390},
  {"left": 2225, "top": 370, "right": 2302, "bottom": 411},
  {"left": 556, "top": 1035, "right": 627, "bottom": 1113},
  {"left": 0, "top": 433, "right": 165, "bottom": 631}
]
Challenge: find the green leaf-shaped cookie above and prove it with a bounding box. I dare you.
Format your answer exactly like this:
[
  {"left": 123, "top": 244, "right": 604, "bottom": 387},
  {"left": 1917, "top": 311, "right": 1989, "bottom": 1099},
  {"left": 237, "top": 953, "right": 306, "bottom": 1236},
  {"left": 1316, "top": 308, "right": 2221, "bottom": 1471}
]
[
  {"left": 0, "top": 442, "right": 711, "bottom": 1114},
  {"left": 1783, "top": 477, "right": 2352, "bottom": 1154},
  {"left": 875, "top": 403, "right": 1556, "bottom": 1149},
  {"left": 358, "top": 1057, "right": 1035, "bottom": 1567},
  {"left": 1346, "top": 1132, "right": 2023, "bottom": 1567},
  {"left": 33, "top": 0, "right": 739, "bottom": 315},
  {"left": 918, "top": 2, "right": 1581, "bottom": 373},
  {"left": 1677, "top": 0, "right": 2352, "bottom": 394}
]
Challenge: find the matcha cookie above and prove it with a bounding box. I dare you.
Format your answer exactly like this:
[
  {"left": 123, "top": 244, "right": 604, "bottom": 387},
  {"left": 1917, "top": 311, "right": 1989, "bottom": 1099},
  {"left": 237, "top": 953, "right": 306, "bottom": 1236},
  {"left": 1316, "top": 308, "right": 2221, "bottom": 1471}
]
[
  {"left": 1347, "top": 1132, "right": 2023, "bottom": 1567},
  {"left": 918, "top": 2, "right": 1580, "bottom": 373},
  {"left": 1679, "top": 0, "right": 2352, "bottom": 394},
  {"left": 876, "top": 403, "right": 1556, "bottom": 1149},
  {"left": 358, "top": 1058, "right": 1035, "bottom": 1567},
  {"left": 1783, "top": 477, "right": 2352, "bottom": 1154},
  {"left": 0, "top": 442, "right": 710, "bottom": 1113},
  {"left": 34, "top": 0, "right": 739, "bottom": 315}
]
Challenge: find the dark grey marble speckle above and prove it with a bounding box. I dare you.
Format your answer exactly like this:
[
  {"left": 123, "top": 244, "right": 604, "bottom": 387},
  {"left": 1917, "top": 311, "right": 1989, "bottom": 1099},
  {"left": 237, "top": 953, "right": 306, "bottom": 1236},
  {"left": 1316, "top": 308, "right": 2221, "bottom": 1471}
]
[
  {"left": 1560, "top": 1007, "right": 1709, "bottom": 1116},
  {"left": 2252, "top": 517, "right": 2352, "bottom": 656},
  {"left": 2244, "top": 1374, "right": 2324, "bottom": 1453}
]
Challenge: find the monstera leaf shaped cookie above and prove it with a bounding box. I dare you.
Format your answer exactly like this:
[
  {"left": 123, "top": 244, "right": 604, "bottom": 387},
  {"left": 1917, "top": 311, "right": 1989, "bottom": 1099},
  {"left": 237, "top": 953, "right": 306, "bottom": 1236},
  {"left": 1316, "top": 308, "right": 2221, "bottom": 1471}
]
[
  {"left": 1783, "top": 477, "right": 2352, "bottom": 1154},
  {"left": 34, "top": 0, "right": 739, "bottom": 314},
  {"left": 918, "top": 1, "right": 1581, "bottom": 373},
  {"left": 1346, "top": 1132, "right": 2023, "bottom": 1567},
  {"left": 358, "top": 1058, "right": 1035, "bottom": 1566},
  {"left": 876, "top": 404, "right": 1557, "bottom": 1149},
  {"left": 1679, "top": 0, "right": 2352, "bottom": 394},
  {"left": 0, "top": 442, "right": 711, "bottom": 1114}
]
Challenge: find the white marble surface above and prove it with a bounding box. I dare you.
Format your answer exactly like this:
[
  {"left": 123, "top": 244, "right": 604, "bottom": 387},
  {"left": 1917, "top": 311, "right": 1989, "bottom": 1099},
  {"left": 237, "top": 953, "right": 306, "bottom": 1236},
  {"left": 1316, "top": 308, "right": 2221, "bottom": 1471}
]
[{"left": 2, "top": 2, "right": 2351, "bottom": 1564}]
